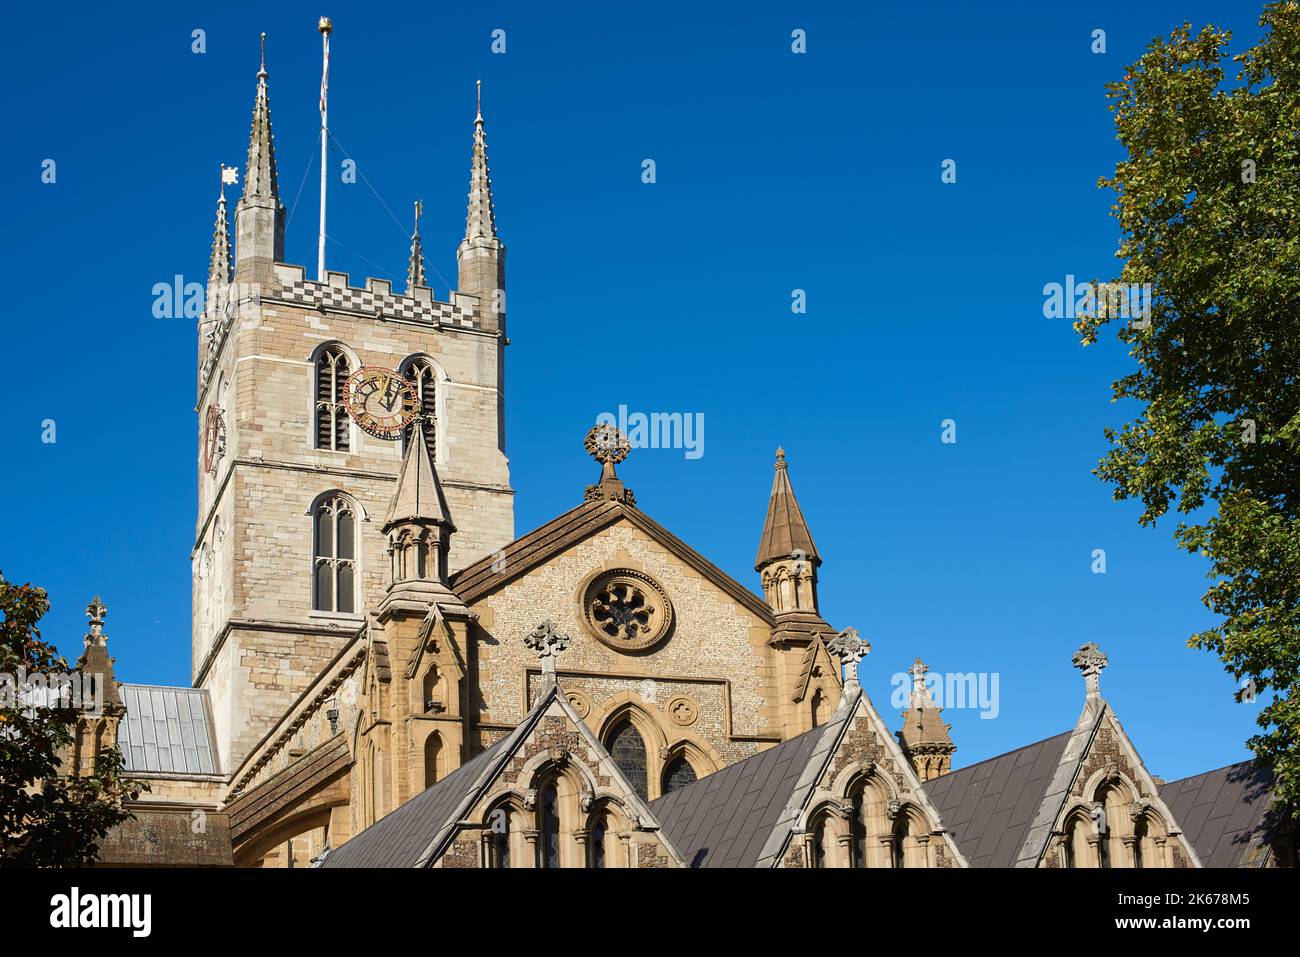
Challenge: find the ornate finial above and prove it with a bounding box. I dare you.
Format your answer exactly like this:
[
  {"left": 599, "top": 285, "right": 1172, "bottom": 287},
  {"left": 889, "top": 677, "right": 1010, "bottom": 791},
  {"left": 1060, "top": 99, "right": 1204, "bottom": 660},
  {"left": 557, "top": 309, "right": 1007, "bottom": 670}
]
[
  {"left": 259, "top": 32, "right": 267, "bottom": 77},
  {"left": 1072, "top": 642, "right": 1109, "bottom": 698},
  {"left": 318, "top": 16, "right": 333, "bottom": 35},
  {"left": 524, "top": 620, "right": 571, "bottom": 660},
  {"left": 826, "top": 627, "right": 870, "bottom": 674},
  {"left": 910, "top": 657, "right": 930, "bottom": 695},
  {"left": 414, "top": 198, "right": 422, "bottom": 230},
  {"left": 583, "top": 424, "right": 636, "bottom": 506},
  {"left": 585, "top": 423, "right": 630, "bottom": 466},
  {"left": 476, "top": 78, "right": 482, "bottom": 119},
  {"left": 85, "top": 596, "right": 108, "bottom": 646},
  {"left": 775, "top": 446, "right": 787, "bottom": 470}
]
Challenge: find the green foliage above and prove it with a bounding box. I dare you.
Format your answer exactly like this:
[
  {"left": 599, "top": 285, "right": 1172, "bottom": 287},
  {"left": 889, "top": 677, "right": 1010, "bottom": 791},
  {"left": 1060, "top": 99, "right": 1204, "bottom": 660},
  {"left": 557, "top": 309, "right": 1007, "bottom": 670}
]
[
  {"left": 0, "top": 571, "right": 142, "bottom": 866},
  {"left": 1078, "top": 3, "right": 1300, "bottom": 815}
]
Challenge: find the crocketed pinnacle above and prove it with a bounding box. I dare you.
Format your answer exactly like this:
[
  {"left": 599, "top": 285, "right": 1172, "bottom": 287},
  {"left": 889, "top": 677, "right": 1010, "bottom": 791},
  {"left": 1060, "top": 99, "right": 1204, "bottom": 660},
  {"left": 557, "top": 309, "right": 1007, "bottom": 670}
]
[
  {"left": 242, "top": 35, "right": 280, "bottom": 203},
  {"left": 408, "top": 200, "right": 427, "bottom": 291},
  {"left": 209, "top": 183, "right": 232, "bottom": 289},
  {"left": 464, "top": 82, "right": 497, "bottom": 244}
]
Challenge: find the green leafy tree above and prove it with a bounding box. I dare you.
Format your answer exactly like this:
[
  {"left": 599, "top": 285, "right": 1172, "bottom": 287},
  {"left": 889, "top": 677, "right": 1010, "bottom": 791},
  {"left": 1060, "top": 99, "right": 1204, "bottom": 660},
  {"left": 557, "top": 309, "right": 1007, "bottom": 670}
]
[
  {"left": 1076, "top": 3, "right": 1299, "bottom": 811},
  {"left": 0, "top": 572, "right": 140, "bottom": 866}
]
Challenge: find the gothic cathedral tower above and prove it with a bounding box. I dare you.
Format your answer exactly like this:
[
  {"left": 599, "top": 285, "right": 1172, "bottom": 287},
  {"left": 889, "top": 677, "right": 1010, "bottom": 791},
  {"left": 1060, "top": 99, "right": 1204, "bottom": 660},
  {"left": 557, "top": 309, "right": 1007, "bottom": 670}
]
[{"left": 192, "top": 49, "right": 514, "bottom": 771}]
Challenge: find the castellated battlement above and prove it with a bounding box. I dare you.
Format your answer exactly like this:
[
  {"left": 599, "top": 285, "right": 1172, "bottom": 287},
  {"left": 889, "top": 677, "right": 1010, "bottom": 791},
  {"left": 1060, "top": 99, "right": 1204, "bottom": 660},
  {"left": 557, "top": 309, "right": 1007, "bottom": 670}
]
[{"left": 268, "top": 263, "right": 489, "bottom": 331}]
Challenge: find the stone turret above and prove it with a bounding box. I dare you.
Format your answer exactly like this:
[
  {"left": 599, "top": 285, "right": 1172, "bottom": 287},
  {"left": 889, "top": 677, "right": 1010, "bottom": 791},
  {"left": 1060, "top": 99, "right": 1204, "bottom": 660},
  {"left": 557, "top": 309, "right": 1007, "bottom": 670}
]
[
  {"left": 379, "top": 421, "right": 462, "bottom": 619},
  {"left": 755, "top": 448, "right": 820, "bottom": 614},
  {"left": 896, "top": 658, "right": 955, "bottom": 781}
]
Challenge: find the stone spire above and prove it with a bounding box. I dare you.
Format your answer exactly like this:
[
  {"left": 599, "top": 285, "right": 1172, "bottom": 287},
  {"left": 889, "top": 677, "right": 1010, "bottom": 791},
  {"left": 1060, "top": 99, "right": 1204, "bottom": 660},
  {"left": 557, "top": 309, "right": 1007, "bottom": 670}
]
[
  {"left": 583, "top": 424, "right": 636, "bottom": 506},
  {"left": 379, "top": 421, "right": 459, "bottom": 618},
  {"left": 755, "top": 448, "right": 821, "bottom": 614},
  {"left": 234, "top": 33, "right": 286, "bottom": 283},
  {"left": 1072, "top": 642, "right": 1109, "bottom": 702},
  {"left": 407, "top": 200, "right": 427, "bottom": 292},
  {"left": 456, "top": 80, "right": 506, "bottom": 334},
  {"left": 896, "top": 657, "right": 956, "bottom": 781}
]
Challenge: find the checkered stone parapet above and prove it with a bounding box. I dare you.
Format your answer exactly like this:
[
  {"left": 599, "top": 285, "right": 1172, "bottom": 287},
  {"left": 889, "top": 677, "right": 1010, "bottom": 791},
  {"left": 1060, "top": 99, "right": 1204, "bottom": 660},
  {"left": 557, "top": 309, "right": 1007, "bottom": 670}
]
[{"left": 271, "top": 277, "right": 478, "bottom": 329}]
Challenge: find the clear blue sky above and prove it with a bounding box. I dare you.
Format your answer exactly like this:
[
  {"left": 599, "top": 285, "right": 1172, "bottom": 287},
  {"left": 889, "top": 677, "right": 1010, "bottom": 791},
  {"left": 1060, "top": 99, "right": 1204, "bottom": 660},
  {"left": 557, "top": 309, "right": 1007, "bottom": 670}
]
[{"left": 0, "top": 1, "right": 1271, "bottom": 781}]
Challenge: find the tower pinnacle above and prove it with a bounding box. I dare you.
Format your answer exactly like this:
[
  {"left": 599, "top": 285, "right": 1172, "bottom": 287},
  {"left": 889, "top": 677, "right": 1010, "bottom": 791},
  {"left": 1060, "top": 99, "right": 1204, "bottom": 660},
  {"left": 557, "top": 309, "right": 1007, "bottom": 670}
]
[
  {"left": 208, "top": 167, "right": 233, "bottom": 295},
  {"left": 408, "top": 200, "right": 427, "bottom": 291},
  {"left": 464, "top": 84, "right": 497, "bottom": 245},
  {"left": 235, "top": 33, "right": 286, "bottom": 283},
  {"left": 456, "top": 82, "right": 506, "bottom": 334}
]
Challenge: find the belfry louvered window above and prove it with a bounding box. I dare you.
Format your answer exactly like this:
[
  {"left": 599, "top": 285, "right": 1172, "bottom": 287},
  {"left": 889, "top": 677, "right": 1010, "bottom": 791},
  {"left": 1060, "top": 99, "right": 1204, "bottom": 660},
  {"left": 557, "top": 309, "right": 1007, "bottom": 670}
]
[
  {"left": 313, "top": 495, "right": 356, "bottom": 613},
  {"left": 401, "top": 357, "right": 437, "bottom": 461},
  {"left": 315, "top": 346, "right": 350, "bottom": 450}
]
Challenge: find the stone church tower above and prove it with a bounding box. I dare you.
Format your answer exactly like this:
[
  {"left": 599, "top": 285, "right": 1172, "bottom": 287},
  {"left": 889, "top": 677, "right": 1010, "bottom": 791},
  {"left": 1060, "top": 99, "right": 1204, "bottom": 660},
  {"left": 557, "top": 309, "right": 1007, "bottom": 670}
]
[{"left": 192, "top": 50, "right": 513, "bottom": 771}]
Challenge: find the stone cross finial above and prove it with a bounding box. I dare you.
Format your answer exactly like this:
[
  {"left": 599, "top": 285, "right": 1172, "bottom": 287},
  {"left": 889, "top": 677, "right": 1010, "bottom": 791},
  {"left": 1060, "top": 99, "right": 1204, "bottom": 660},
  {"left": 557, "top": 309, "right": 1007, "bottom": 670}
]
[
  {"left": 826, "top": 627, "right": 870, "bottom": 687},
  {"left": 525, "top": 619, "right": 570, "bottom": 671},
  {"left": 525, "top": 621, "right": 571, "bottom": 704},
  {"left": 1072, "top": 642, "right": 1108, "bottom": 698},
  {"left": 85, "top": 596, "right": 108, "bottom": 647}
]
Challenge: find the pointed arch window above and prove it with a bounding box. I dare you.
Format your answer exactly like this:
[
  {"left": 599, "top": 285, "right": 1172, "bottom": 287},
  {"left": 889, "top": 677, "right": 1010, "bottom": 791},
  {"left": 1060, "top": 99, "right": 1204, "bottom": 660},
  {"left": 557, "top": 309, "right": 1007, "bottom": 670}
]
[
  {"left": 487, "top": 805, "right": 512, "bottom": 869},
  {"left": 812, "top": 818, "right": 827, "bottom": 868},
  {"left": 892, "top": 817, "right": 909, "bottom": 868},
  {"left": 811, "top": 688, "right": 827, "bottom": 728},
  {"left": 662, "top": 755, "right": 697, "bottom": 795},
  {"left": 400, "top": 357, "right": 437, "bottom": 461},
  {"left": 539, "top": 782, "right": 561, "bottom": 869},
  {"left": 423, "top": 734, "right": 441, "bottom": 788},
  {"left": 315, "top": 346, "right": 350, "bottom": 451},
  {"left": 851, "top": 788, "right": 867, "bottom": 868},
  {"left": 605, "top": 721, "right": 648, "bottom": 801},
  {"left": 589, "top": 812, "right": 608, "bottom": 869},
  {"left": 313, "top": 495, "right": 356, "bottom": 613}
]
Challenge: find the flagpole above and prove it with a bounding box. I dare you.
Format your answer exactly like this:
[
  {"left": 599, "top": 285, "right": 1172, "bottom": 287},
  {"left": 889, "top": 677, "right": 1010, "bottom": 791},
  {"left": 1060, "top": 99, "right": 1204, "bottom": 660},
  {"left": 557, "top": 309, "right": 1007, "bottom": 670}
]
[{"left": 317, "top": 17, "right": 332, "bottom": 281}]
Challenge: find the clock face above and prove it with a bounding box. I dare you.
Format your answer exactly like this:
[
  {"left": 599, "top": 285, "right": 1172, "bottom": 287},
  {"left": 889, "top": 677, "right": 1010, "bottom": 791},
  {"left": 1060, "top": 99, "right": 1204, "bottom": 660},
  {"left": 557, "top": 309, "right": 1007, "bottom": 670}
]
[
  {"left": 342, "top": 366, "right": 419, "bottom": 440},
  {"left": 203, "top": 406, "right": 224, "bottom": 474}
]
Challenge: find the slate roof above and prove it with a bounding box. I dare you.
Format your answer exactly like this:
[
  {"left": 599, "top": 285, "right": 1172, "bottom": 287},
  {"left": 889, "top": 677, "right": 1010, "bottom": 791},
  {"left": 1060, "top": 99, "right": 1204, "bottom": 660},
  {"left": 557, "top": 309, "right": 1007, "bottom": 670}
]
[
  {"left": 650, "top": 728, "right": 824, "bottom": 868},
  {"left": 320, "top": 735, "right": 510, "bottom": 868},
  {"left": 923, "top": 732, "right": 1071, "bottom": 868},
  {"left": 117, "top": 684, "right": 220, "bottom": 775},
  {"left": 1160, "top": 760, "right": 1280, "bottom": 868}
]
